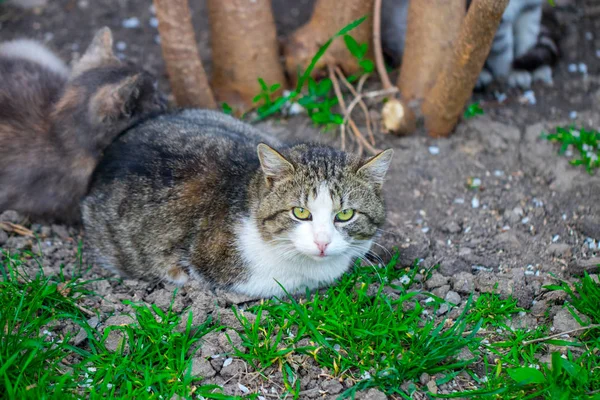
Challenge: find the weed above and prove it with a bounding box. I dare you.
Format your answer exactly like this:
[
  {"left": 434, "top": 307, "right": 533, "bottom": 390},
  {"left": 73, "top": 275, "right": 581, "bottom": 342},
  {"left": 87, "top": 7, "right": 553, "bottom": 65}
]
[
  {"left": 463, "top": 102, "right": 484, "bottom": 119},
  {"left": 253, "top": 16, "right": 370, "bottom": 128},
  {"left": 543, "top": 126, "right": 600, "bottom": 174}
]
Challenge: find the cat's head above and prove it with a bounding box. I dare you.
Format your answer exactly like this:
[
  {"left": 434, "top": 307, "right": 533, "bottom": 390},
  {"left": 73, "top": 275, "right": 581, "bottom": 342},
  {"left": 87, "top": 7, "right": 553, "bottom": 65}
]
[
  {"left": 52, "top": 27, "right": 167, "bottom": 153},
  {"left": 254, "top": 143, "right": 393, "bottom": 262}
]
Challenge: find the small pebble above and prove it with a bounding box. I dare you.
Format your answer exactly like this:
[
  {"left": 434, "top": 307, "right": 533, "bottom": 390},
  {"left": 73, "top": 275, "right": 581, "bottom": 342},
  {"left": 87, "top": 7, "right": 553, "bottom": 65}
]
[
  {"left": 454, "top": 198, "right": 465, "bottom": 204},
  {"left": 238, "top": 384, "right": 250, "bottom": 394},
  {"left": 568, "top": 63, "right": 577, "bottom": 73},
  {"left": 471, "top": 178, "right": 482, "bottom": 187},
  {"left": 149, "top": 17, "right": 159, "bottom": 28},
  {"left": 78, "top": 0, "right": 89, "bottom": 8},
  {"left": 552, "top": 235, "right": 560, "bottom": 243},
  {"left": 223, "top": 357, "right": 233, "bottom": 367},
  {"left": 421, "top": 227, "right": 430, "bottom": 234},
  {"left": 578, "top": 63, "right": 588, "bottom": 74},
  {"left": 44, "top": 32, "right": 54, "bottom": 42},
  {"left": 116, "top": 41, "right": 127, "bottom": 51},
  {"left": 521, "top": 217, "right": 530, "bottom": 224},
  {"left": 122, "top": 17, "right": 140, "bottom": 29},
  {"left": 287, "top": 102, "right": 304, "bottom": 115},
  {"left": 149, "top": 4, "right": 156, "bottom": 14},
  {"left": 428, "top": 146, "right": 440, "bottom": 155},
  {"left": 154, "top": 35, "right": 161, "bottom": 45},
  {"left": 471, "top": 197, "right": 480, "bottom": 209},
  {"left": 569, "top": 111, "right": 578, "bottom": 120},
  {"left": 464, "top": 226, "right": 471, "bottom": 234},
  {"left": 493, "top": 170, "right": 504, "bottom": 177},
  {"left": 585, "top": 32, "right": 594, "bottom": 40}
]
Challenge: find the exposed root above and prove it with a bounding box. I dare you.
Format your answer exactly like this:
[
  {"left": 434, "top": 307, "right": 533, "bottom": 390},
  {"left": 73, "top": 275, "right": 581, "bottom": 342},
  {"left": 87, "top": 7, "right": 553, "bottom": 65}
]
[{"left": 0, "top": 221, "right": 33, "bottom": 237}]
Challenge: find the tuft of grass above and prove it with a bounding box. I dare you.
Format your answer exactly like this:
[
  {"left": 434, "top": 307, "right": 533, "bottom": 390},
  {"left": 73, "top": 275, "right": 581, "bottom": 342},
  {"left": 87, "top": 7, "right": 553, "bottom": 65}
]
[
  {"left": 233, "top": 254, "right": 483, "bottom": 398},
  {"left": 543, "top": 126, "right": 600, "bottom": 174},
  {"left": 0, "top": 249, "right": 241, "bottom": 400},
  {"left": 465, "top": 290, "right": 525, "bottom": 329}
]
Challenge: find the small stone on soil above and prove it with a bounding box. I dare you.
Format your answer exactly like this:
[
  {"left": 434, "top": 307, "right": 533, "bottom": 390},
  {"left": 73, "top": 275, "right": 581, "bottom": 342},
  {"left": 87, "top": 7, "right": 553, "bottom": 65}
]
[{"left": 122, "top": 17, "right": 140, "bottom": 29}]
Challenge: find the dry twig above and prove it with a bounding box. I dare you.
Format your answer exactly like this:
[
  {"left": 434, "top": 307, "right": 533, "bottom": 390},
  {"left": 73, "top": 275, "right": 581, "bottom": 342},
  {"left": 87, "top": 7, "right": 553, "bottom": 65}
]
[
  {"left": 522, "top": 324, "right": 600, "bottom": 345},
  {"left": 334, "top": 66, "right": 375, "bottom": 146},
  {"left": 0, "top": 222, "right": 33, "bottom": 237}
]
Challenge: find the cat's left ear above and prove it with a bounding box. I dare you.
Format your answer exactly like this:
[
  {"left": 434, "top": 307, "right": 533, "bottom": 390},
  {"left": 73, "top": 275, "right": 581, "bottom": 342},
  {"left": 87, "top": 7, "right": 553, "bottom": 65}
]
[
  {"left": 357, "top": 148, "right": 394, "bottom": 187},
  {"left": 89, "top": 73, "right": 161, "bottom": 123},
  {"left": 257, "top": 144, "right": 294, "bottom": 186}
]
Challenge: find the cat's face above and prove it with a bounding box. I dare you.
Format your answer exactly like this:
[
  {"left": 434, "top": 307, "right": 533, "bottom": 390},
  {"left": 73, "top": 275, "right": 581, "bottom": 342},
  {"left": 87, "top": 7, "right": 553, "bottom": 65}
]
[{"left": 254, "top": 144, "right": 393, "bottom": 263}]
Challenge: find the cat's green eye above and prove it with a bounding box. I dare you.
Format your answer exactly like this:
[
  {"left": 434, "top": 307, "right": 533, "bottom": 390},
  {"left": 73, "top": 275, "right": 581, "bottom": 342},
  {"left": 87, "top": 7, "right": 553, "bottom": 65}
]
[
  {"left": 335, "top": 209, "right": 355, "bottom": 222},
  {"left": 292, "top": 207, "right": 312, "bottom": 220}
]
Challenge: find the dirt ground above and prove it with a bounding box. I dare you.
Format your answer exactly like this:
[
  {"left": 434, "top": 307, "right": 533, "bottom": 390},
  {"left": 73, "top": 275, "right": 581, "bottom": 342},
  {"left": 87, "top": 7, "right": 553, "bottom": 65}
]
[{"left": 1, "top": 0, "right": 600, "bottom": 398}]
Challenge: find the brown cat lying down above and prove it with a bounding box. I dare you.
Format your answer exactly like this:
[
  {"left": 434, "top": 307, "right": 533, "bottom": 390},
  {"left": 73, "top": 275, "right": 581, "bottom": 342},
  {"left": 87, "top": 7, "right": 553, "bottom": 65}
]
[{"left": 0, "top": 27, "right": 166, "bottom": 223}]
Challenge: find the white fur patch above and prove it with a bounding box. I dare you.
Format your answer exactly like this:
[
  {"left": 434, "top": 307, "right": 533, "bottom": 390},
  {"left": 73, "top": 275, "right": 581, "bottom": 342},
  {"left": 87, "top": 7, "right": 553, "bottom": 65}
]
[
  {"left": 0, "top": 39, "right": 69, "bottom": 78},
  {"left": 234, "top": 183, "right": 372, "bottom": 297}
]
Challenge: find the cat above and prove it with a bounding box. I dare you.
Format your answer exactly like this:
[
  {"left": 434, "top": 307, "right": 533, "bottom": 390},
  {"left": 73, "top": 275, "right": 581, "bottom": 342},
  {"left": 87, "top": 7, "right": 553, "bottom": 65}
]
[
  {"left": 82, "top": 109, "right": 393, "bottom": 297},
  {"left": 381, "top": 0, "right": 560, "bottom": 89},
  {"left": 0, "top": 27, "right": 166, "bottom": 223}
]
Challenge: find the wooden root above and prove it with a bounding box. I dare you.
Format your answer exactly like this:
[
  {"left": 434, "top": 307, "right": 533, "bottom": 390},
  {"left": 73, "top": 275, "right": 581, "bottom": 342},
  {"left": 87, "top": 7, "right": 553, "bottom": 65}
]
[
  {"left": 422, "top": 0, "right": 509, "bottom": 137},
  {"left": 208, "top": 0, "right": 286, "bottom": 111},
  {"left": 153, "top": 0, "right": 216, "bottom": 109},
  {"left": 397, "top": 0, "right": 466, "bottom": 104}
]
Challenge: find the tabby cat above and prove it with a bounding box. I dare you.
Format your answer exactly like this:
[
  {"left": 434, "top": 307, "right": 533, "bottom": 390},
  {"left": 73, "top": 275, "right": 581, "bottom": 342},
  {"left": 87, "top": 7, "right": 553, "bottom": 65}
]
[
  {"left": 0, "top": 28, "right": 166, "bottom": 222},
  {"left": 381, "top": 0, "right": 559, "bottom": 89},
  {"left": 82, "top": 110, "right": 393, "bottom": 297}
]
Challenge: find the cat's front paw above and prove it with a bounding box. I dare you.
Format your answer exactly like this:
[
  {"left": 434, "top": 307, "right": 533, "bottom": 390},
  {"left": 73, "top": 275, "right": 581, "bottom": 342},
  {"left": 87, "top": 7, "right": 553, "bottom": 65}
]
[
  {"left": 507, "top": 70, "right": 532, "bottom": 90},
  {"left": 532, "top": 65, "right": 553, "bottom": 85}
]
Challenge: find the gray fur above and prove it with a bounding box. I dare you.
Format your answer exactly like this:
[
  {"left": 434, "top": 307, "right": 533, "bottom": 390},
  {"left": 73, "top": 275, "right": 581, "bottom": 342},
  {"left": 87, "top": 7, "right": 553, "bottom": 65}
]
[
  {"left": 82, "top": 110, "right": 392, "bottom": 295},
  {"left": 0, "top": 28, "right": 166, "bottom": 223}
]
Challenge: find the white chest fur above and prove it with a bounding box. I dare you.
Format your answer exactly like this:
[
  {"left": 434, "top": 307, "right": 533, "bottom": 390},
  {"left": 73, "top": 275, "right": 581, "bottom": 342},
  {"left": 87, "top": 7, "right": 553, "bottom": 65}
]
[{"left": 234, "top": 217, "right": 365, "bottom": 297}]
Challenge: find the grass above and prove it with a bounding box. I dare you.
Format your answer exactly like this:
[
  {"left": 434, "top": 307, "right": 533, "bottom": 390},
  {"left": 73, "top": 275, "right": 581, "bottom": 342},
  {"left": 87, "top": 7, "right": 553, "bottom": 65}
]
[
  {"left": 2, "top": 246, "right": 600, "bottom": 399},
  {"left": 543, "top": 126, "right": 600, "bottom": 174},
  {"left": 0, "top": 249, "right": 241, "bottom": 400}
]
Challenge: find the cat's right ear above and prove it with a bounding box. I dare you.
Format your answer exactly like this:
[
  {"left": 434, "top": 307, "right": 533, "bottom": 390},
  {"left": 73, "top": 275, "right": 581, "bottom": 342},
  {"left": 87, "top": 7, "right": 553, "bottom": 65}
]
[
  {"left": 257, "top": 144, "right": 294, "bottom": 186},
  {"left": 71, "top": 27, "right": 120, "bottom": 78}
]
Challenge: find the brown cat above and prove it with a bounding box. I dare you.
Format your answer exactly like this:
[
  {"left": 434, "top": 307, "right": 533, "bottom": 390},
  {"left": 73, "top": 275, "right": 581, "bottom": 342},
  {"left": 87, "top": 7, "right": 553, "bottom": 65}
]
[{"left": 0, "top": 27, "right": 166, "bottom": 223}]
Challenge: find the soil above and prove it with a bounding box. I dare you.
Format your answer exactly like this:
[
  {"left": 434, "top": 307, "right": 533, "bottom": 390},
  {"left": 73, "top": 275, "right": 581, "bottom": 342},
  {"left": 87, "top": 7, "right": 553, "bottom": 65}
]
[{"left": 1, "top": 0, "right": 599, "bottom": 398}]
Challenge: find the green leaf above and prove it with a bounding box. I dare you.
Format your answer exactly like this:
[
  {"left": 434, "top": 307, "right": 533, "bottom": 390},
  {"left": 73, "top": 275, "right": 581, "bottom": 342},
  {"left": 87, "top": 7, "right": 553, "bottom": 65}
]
[
  {"left": 507, "top": 367, "right": 546, "bottom": 385},
  {"left": 269, "top": 83, "right": 281, "bottom": 92},
  {"left": 344, "top": 35, "right": 362, "bottom": 58},
  {"left": 252, "top": 93, "right": 264, "bottom": 104},
  {"left": 308, "top": 78, "right": 318, "bottom": 95},
  {"left": 258, "top": 77, "right": 268, "bottom": 91},
  {"left": 316, "top": 79, "right": 332, "bottom": 96},
  {"left": 221, "top": 102, "right": 233, "bottom": 115},
  {"left": 359, "top": 59, "right": 375, "bottom": 73}
]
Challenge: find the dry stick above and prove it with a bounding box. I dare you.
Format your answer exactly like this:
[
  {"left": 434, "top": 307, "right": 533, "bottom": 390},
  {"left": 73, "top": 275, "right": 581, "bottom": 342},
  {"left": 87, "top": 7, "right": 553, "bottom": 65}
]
[
  {"left": 422, "top": 0, "right": 509, "bottom": 137},
  {"left": 0, "top": 222, "right": 33, "bottom": 237},
  {"left": 334, "top": 66, "right": 375, "bottom": 146},
  {"left": 522, "top": 324, "right": 600, "bottom": 346},
  {"left": 328, "top": 64, "right": 348, "bottom": 151},
  {"left": 372, "top": 0, "right": 393, "bottom": 90},
  {"left": 345, "top": 87, "right": 399, "bottom": 133},
  {"left": 153, "top": 0, "right": 216, "bottom": 109},
  {"left": 356, "top": 73, "right": 370, "bottom": 94}
]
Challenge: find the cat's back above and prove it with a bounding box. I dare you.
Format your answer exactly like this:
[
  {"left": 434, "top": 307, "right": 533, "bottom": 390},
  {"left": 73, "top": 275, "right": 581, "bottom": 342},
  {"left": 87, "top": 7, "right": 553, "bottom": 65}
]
[{"left": 91, "top": 109, "right": 280, "bottom": 189}]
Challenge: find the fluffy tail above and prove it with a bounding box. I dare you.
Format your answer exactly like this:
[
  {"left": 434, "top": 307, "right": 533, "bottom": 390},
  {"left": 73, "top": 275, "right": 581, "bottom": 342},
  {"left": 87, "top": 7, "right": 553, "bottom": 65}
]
[
  {"left": 513, "top": 11, "right": 561, "bottom": 71},
  {"left": 0, "top": 39, "right": 69, "bottom": 78}
]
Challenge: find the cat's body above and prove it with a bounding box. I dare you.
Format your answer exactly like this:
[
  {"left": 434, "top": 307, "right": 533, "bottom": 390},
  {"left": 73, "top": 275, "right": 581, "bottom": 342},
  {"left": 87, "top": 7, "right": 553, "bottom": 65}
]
[
  {"left": 0, "top": 28, "right": 166, "bottom": 222},
  {"left": 381, "top": 0, "right": 559, "bottom": 89},
  {"left": 82, "top": 109, "right": 392, "bottom": 297}
]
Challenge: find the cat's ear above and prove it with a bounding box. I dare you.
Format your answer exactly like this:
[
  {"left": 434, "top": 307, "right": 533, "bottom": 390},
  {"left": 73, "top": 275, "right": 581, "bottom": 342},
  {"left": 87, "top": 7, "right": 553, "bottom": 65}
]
[
  {"left": 357, "top": 148, "right": 394, "bottom": 187},
  {"left": 257, "top": 144, "right": 294, "bottom": 185},
  {"left": 71, "top": 27, "right": 119, "bottom": 78},
  {"left": 89, "top": 73, "right": 157, "bottom": 123}
]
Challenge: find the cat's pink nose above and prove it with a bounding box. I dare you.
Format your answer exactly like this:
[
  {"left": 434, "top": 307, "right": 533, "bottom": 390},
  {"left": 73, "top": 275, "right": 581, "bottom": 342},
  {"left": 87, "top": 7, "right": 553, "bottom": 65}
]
[{"left": 315, "top": 241, "right": 330, "bottom": 255}]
